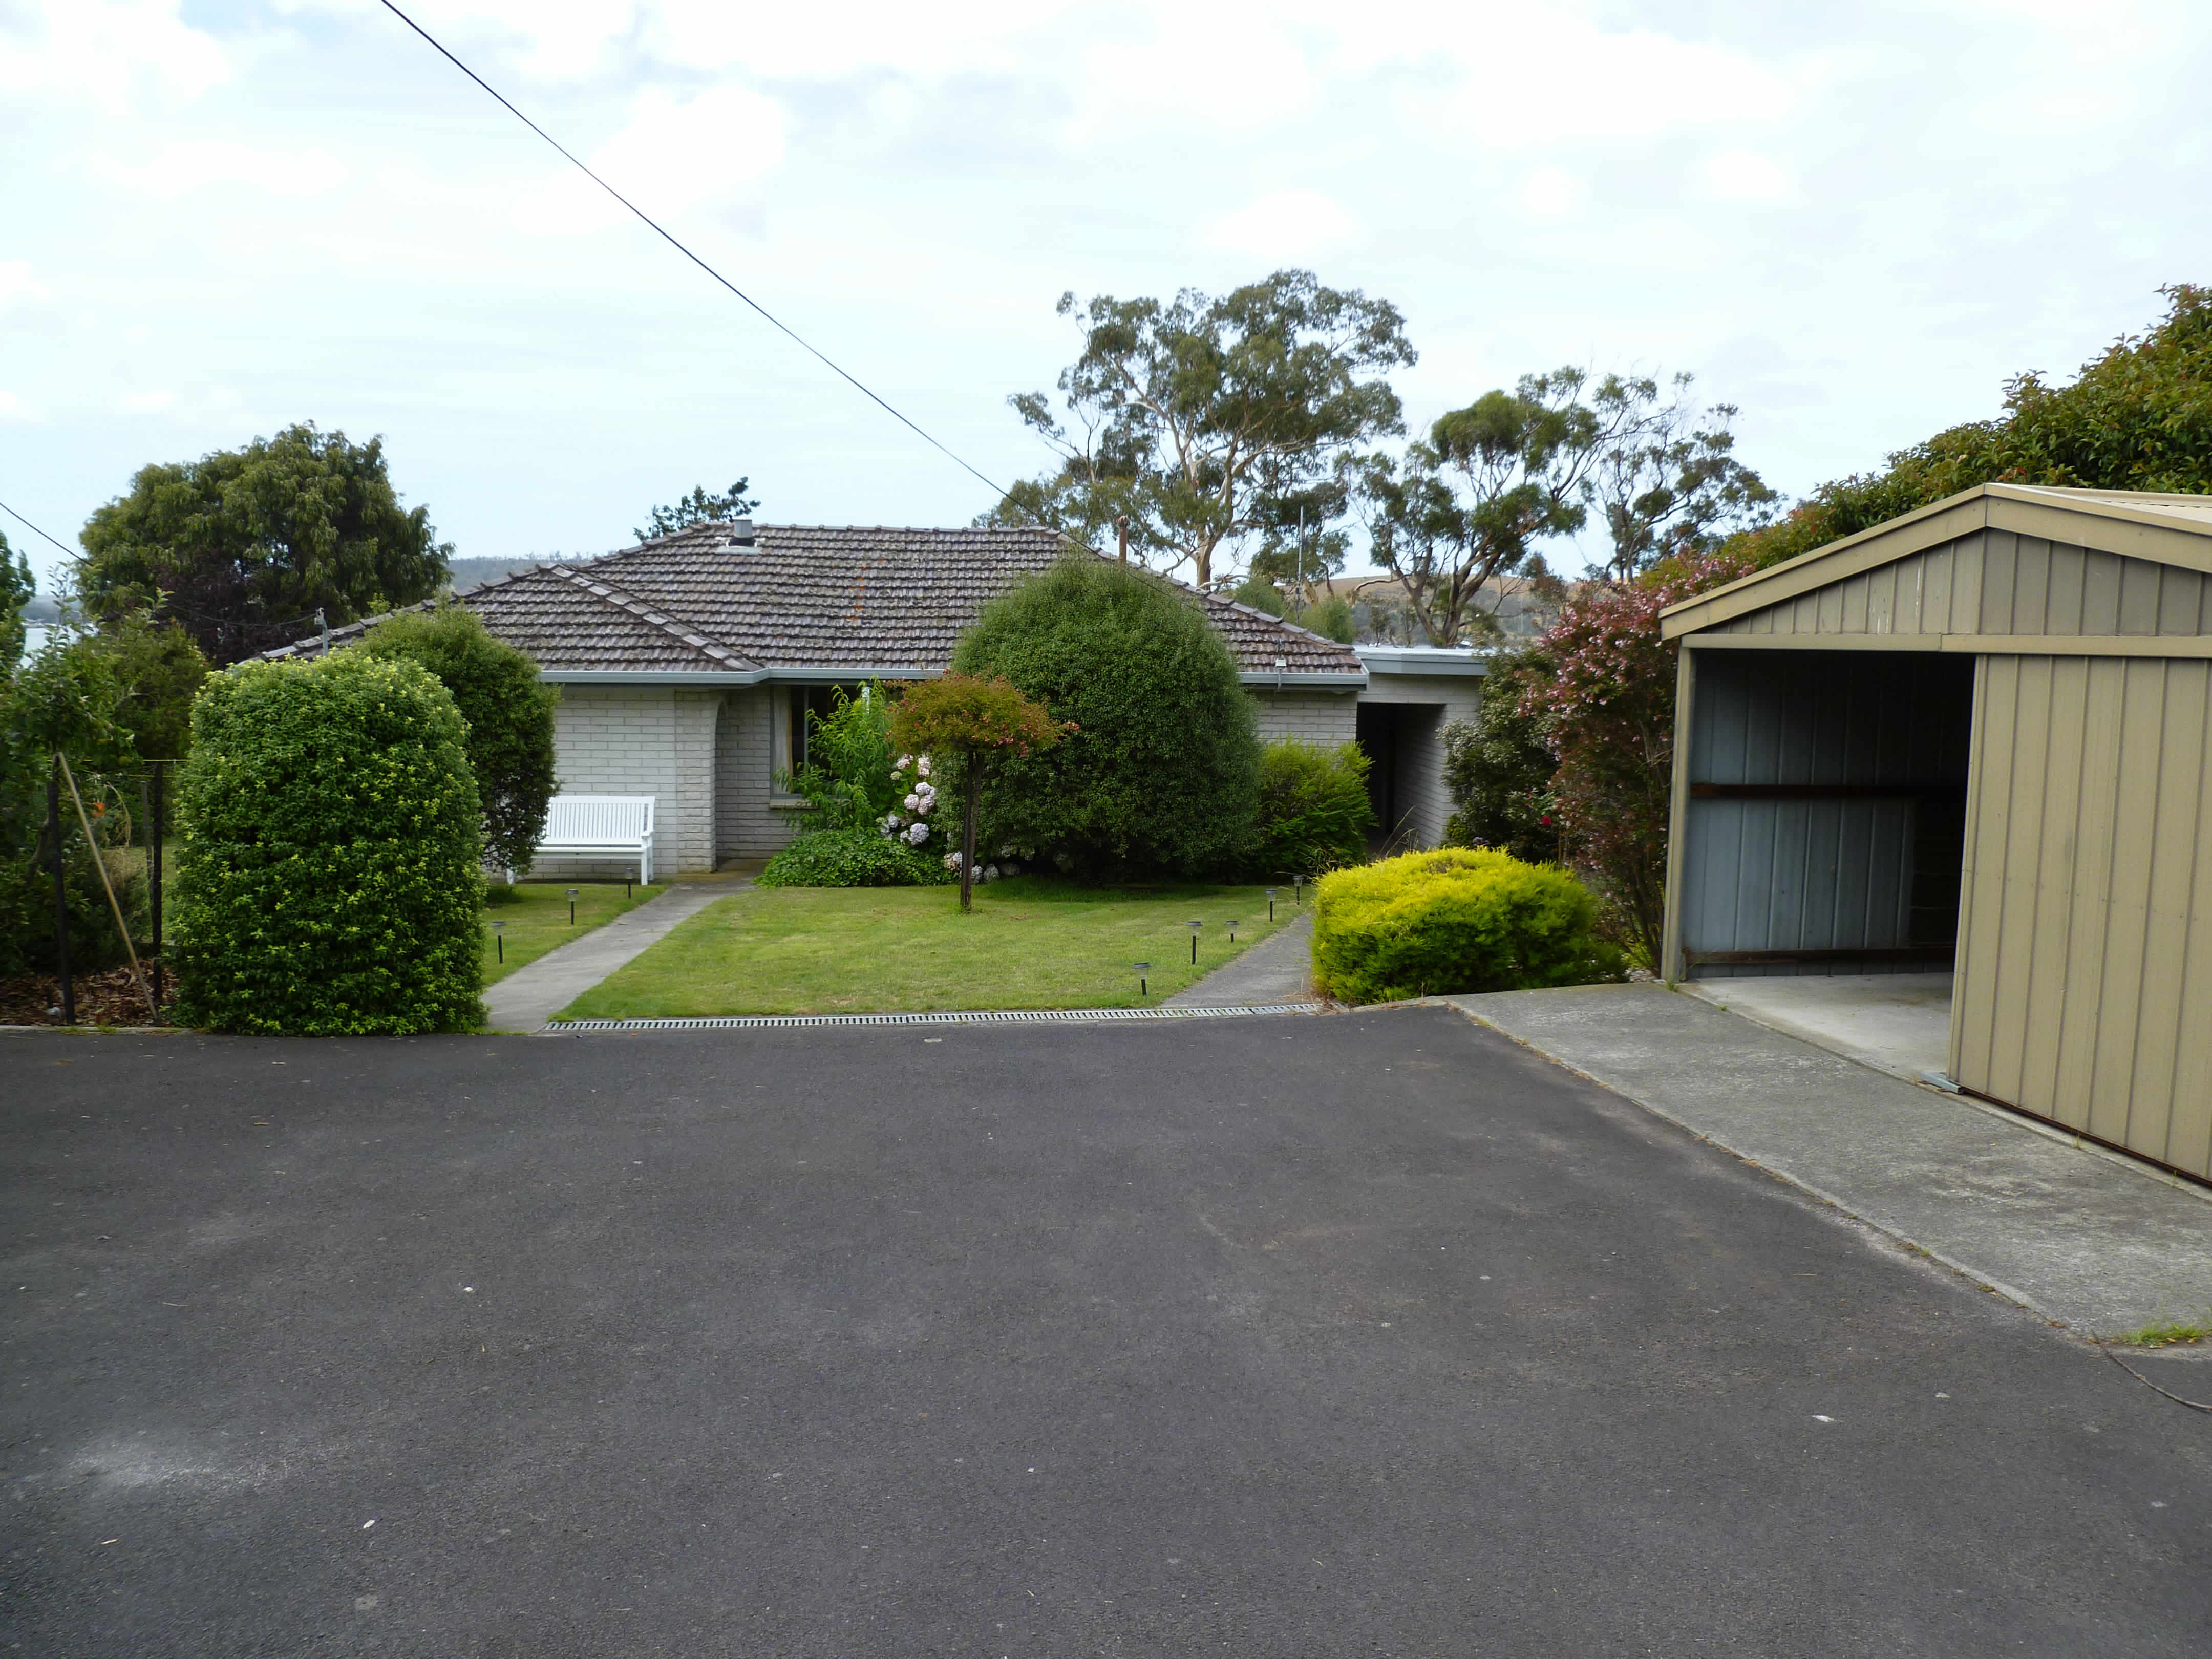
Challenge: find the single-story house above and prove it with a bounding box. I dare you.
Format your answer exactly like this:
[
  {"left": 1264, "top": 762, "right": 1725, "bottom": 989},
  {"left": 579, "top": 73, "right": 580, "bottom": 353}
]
[
  {"left": 1659, "top": 482, "right": 2212, "bottom": 1181},
  {"left": 276, "top": 522, "right": 1485, "bottom": 873}
]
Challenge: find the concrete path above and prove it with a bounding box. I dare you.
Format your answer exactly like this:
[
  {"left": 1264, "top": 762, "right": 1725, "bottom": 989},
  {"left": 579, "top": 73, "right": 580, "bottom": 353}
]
[
  {"left": 1450, "top": 982, "right": 2212, "bottom": 1336},
  {"left": 1164, "top": 911, "right": 1314, "bottom": 1006},
  {"left": 483, "top": 878, "right": 746, "bottom": 1031},
  {"left": 12, "top": 1012, "right": 2212, "bottom": 1653},
  {"left": 1681, "top": 971, "right": 1953, "bottom": 1084}
]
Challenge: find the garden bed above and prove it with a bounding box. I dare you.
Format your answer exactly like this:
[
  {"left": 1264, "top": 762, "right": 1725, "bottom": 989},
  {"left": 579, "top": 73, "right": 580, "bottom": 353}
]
[
  {"left": 0, "top": 965, "right": 170, "bottom": 1027},
  {"left": 555, "top": 877, "right": 1303, "bottom": 1019}
]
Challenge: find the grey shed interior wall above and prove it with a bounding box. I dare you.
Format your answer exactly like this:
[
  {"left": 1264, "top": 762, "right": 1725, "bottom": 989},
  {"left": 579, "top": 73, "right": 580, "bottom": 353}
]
[{"left": 1678, "top": 651, "right": 1974, "bottom": 977}]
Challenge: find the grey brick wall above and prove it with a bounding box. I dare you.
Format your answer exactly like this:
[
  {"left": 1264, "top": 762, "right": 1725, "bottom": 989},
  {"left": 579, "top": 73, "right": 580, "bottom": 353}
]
[
  {"left": 716, "top": 687, "right": 801, "bottom": 862},
  {"left": 539, "top": 685, "right": 720, "bottom": 878},
  {"left": 1359, "top": 673, "right": 1485, "bottom": 850}
]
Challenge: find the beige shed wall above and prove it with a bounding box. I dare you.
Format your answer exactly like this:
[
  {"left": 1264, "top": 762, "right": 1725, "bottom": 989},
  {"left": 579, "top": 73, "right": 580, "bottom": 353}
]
[
  {"left": 1952, "top": 653, "right": 2212, "bottom": 1179},
  {"left": 1718, "top": 528, "right": 2212, "bottom": 639}
]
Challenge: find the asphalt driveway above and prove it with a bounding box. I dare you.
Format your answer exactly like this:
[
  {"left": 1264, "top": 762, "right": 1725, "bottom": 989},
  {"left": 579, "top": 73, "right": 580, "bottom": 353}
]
[{"left": 5, "top": 1008, "right": 2210, "bottom": 1656}]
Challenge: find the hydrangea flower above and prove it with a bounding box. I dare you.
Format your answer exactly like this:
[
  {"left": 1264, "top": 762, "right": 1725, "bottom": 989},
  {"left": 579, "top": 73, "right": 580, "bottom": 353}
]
[
  {"left": 904, "top": 793, "right": 921, "bottom": 812},
  {"left": 906, "top": 822, "right": 930, "bottom": 845}
]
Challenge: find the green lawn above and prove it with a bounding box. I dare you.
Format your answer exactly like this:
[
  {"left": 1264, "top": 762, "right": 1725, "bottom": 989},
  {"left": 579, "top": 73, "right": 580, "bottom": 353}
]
[
  {"left": 483, "top": 880, "right": 666, "bottom": 985},
  {"left": 556, "top": 877, "right": 1308, "bottom": 1018}
]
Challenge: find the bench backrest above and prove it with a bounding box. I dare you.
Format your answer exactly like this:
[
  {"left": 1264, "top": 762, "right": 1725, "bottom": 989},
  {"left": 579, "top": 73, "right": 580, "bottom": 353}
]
[{"left": 542, "top": 794, "right": 655, "bottom": 845}]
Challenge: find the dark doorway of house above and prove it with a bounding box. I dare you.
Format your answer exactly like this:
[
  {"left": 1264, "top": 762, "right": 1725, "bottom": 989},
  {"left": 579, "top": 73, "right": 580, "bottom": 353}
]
[{"left": 1356, "top": 703, "right": 1445, "bottom": 855}]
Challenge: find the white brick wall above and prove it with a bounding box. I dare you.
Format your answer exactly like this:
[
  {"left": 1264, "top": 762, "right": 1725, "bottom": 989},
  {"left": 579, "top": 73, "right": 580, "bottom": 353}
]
[
  {"left": 1358, "top": 672, "right": 1485, "bottom": 850},
  {"left": 539, "top": 685, "right": 720, "bottom": 877},
  {"left": 1249, "top": 688, "right": 1358, "bottom": 746}
]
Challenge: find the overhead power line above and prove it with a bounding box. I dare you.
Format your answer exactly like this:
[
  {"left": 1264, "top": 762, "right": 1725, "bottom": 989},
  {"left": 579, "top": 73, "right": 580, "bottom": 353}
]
[
  {"left": 375, "top": 0, "right": 1019, "bottom": 512},
  {"left": 0, "top": 496, "right": 75, "bottom": 559}
]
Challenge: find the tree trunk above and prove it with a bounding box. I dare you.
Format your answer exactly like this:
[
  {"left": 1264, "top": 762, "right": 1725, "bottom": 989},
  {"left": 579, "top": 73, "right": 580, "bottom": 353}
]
[{"left": 959, "top": 757, "right": 980, "bottom": 913}]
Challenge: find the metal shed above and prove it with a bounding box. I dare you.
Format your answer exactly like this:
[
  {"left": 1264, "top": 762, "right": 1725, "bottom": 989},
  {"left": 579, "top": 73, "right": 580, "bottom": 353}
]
[{"left": 1659, "top": 483, "right": 2212, "bottom": 1180}]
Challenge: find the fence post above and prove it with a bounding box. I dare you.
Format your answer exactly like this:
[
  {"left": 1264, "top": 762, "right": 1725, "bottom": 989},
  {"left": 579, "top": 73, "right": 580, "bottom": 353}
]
[{"left": 48, "top": 755, "right": 73, "bottom": 1025}]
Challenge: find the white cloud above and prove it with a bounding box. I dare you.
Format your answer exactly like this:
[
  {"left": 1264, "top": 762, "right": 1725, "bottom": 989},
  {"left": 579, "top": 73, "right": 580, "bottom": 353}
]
[
  {"left": 0, "top": 0, "right": 227, "bottom": 114},
  {"left": 0, "top": 263, "right": 51, "bottom": 313},
  {"left": 1698, "top": 150, "right": 1796, "bottom": 204},
  {"left": 1518, "top": 167, "right": 1585, "bottom": 219},
  {"left": 511, "top": 87, "right": 786, "bottom": 235},
  {"left": 95, "top": 141, "right": 349, "bottom": 201},
  {"left": 0, "top": 390, "right": 34, "bottom": 422},
  {"left": 117, "top": 391, "right": 181, "bottom": 414},
  {"left": 1203, "top": 190, "right": 1362, "bottom": 261}
]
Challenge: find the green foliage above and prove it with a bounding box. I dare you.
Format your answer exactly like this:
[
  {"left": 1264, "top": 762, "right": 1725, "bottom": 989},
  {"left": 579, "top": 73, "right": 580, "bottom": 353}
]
[
  {"left": 1230, "top": 573, "right": 1285, "bottom": 615},
  {"left": 1312, "top": 847, "right": 1620, "bottom": 1004},
  {"left": 890, "top": 672, "right": 1071, "bottom": 760},
  {"left": 1442, "top": 648, "right": 1559, "bottom": 863},
  {"left": 1305, "top": 594, "right": 1357, "bottom": 644},
  {"left": 0, "top": 532, "right": 30, "bottom": 672},
  {"left": 354, "top": 604, "right": 559, "bottom": 873},
  {"left": 1733, "top": 284, "right": 2212, "bottom": 568},
  {"left": 756, "top": 826, "right": 954, "bottom": 889},
  {"left": 635, "top": 478, "right": 759, "bottom": 543},
  {"left": 951, "top": 557, "right": 1261, "bottom": 879},
  {"left": 169, "top": 652, "right": 483, "bottom": 1034},
  {"left": 1245, "top": 738, "right": 1373, "bottom": 877},
  {"left": 78, "top": 421, "right": 451, "bottom": 665},
  {"left": 86, "top": 611, "right": 208, "bottom": 760},
  {"left": 991, "top": 270, "right": 1414, "bottom": 587},
  {"left": 778, "top": 684, "right": 897, "bottom": 832}
]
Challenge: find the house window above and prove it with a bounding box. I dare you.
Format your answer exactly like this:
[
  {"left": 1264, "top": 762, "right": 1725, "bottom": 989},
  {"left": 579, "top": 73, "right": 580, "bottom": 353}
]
[{"left": 778, "top": 685, "right": 867, "bottom": 789}]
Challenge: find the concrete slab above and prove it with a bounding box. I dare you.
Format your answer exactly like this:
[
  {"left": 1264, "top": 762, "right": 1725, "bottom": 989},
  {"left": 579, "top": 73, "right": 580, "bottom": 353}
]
[
  {"left": 1164, "top": 912, "right": 1313, "bottom": 1006},
  {"left": 1681, "top": 972, "right": 1952, "bottom": 1084},
  {"left": 482, "top": 877, "right": 748, "bottom": 1032},
  {"left": 1447, "top": 982, "right": 2212, "bottom": 1337}
]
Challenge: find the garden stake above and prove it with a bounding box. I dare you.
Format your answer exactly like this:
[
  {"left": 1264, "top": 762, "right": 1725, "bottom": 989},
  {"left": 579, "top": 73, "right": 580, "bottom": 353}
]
[
  {"left": 47, "top": 758, "right": 72, "bottom": 1025},
  {"left": 1228, "top": 921, "right": 1239, "bottom": 943},
  {"left": 1188, "top": 919, "right": 1202, "bottom": 964},
  {"left": 492, "top": 920, "right": 505, "bottom": 963},
  {"left": 1266, "top": 888, "right": 1277, "bottom": 921},
  {"left": 59, "top": 753, "right": 154, "bottom": 1020},
  {"left": 1134, "top": 962, "right": 1150, "bottom": 998},
  {"left": 567, "top": 887, "right": 579, "bottom": 926}
]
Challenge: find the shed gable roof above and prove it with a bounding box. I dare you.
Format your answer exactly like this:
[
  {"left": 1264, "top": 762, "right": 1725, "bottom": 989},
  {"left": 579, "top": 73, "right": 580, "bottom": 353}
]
[{"left": 1663, "top": 485, "right": 2212, "bottom": 642}]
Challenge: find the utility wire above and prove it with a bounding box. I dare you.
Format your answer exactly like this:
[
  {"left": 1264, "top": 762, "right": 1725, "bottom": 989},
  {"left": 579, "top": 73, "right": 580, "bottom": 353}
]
[
  {"left": 376, "top": 0, "right": 1019, "bottom": 513},
  {"left": 0, "top": 496, "right": 75, "bottom": 559}
]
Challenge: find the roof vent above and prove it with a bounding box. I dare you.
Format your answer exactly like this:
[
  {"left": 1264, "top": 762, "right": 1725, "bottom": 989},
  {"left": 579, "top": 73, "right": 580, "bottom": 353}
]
[{"left": 727, "top": 517, "right": 756, "bottom": 547}]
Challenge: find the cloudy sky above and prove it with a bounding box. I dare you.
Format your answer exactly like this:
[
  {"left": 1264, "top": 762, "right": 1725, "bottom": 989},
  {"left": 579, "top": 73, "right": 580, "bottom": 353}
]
[{"left": 4, "top": 0, "right": 2210, "bottom": 595}]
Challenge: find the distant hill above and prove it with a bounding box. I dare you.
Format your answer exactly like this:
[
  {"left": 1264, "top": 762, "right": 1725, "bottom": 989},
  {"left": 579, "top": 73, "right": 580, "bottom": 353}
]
[{"left": 443, "top": 555, "right": 601, "bottom": 594}]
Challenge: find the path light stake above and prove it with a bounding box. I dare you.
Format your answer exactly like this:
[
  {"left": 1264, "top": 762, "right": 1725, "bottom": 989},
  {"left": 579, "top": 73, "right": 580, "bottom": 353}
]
[
  {"left": 492, "top": 920, "right": 505, "bottom": 963},
  {"left": 1134, "top": 962, "right": 1150, "bottom": 999},
  {"left": 1293, "top": 876, "right": 1303, "bottom": 906},
  {"left": 567, "top": 887, "right": 579, "bottom": 926},
  {"left": 625, "top": 877, "right": 632, "bottom": 900},
  {"left": 1188, "top": 919, "right": 1202, "bottom": 964},
  {"left": 1227, "top": 920, "right": 1239, "bottom": 944},
  {"left": 1266, "top": 887, "right": 1277, "bottom": 922}
]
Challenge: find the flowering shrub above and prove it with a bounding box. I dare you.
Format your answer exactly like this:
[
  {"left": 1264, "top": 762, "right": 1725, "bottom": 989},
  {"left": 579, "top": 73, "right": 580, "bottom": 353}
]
[
  {"left": 891, "top": 674, "right": 1071, "bottom": 910},
  {"left": 757, "top": 826, "right": 952, "bottom": 888},
  {"left": 1312, "top": 847, "right": 1620, "bottom": 1003},
  {"left": 778, "top": 683, "right": 898, "bottom": 832},
  {"left": 877, "top": 752, "right": 938, "bottom": 846},
  {"left": 1515, "top": 548, "right": 1754, "bottom": 965}
]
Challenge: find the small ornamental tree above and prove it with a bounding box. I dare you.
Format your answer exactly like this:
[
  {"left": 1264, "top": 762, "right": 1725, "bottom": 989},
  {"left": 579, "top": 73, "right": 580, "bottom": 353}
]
[
  {"left": 354, "top": 604, "right": 559, "bottom": 874},
  {"left": 1517, "top": 549, "right": 1753, "bottom": 965},
  {"left": 171, "top": 652, "right": 483, "bottom": 1034},
  {"left": 889, "top": 674, "right": 1070, "bottom": 912}
]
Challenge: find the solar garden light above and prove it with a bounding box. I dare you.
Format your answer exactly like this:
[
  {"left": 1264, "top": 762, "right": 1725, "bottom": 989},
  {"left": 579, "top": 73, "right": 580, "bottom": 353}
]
[
  {"left": 567, "top": 887, "right": 579, "bottom": 926},
  {"left": 1293, "top": 875, "right": 1303, "bottom": 905},
  {"left": 1227, "top": 920, "right": 1240, "bottom": 943},
  {"left": 491, "top": 919, "right": 505, "bottom": 963},
  {"left": 1134, "top": 962, "right": 1151, "bottom": 998},
  {"left": 1187, "top": 919, "right": 1203, "bottom": 964},
  {"left": 1266, "top": 887, "right": 1278, "bottom": 922}
]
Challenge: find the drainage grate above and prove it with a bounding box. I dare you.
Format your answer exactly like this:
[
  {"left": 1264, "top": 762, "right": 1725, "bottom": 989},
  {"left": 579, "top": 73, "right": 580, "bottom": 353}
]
[{"left": 545, "top": 1003, "right": 1323, "bottom": 1033}]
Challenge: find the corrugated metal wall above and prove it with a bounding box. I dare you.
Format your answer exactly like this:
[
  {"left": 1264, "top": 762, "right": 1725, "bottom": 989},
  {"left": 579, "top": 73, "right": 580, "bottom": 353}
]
[
  {"left": 1952, "top": 654, "right": 2212, "bottom": 1179},
  {"left": 1716, "top": 529, "right": 2212, "bottom": 639},
  {"left": 1679, "top": 652, "right": 1974, "bottom": 978}
]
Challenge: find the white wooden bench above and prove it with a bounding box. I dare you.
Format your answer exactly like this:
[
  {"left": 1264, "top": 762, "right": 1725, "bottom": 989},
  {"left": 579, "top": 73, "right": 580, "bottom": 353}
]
[{"left": 521, "top": 794, "right": 656, "bottom": 884}]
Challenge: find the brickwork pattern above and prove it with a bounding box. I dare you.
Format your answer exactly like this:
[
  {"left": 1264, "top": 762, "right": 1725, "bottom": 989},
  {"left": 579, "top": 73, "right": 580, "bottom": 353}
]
[{"left": 716, "top": 688, "right": 800, "bottom": 862}]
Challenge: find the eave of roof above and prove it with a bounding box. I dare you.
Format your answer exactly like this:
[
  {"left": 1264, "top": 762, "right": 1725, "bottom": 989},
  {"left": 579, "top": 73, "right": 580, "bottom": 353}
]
[{"left": 1662, "top": 483, "right": 2212, "bottom": 640}]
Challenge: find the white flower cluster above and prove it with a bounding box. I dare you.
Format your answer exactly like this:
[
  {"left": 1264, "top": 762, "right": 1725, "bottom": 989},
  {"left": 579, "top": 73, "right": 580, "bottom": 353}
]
[{"left": 880, "top": 753, "right": 937, "bottom": 845}]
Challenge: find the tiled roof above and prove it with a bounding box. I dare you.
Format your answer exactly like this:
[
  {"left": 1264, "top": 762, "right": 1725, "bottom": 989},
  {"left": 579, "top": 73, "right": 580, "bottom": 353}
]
[{"left": 265, "top": 524, "right": 1366, "bottom": 678}]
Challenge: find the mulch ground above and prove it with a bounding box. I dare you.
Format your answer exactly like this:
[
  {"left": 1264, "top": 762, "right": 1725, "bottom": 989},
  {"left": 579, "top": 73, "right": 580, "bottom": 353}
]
[{"left": 0, "top": 964, "right": 172, "bottom": 1027}]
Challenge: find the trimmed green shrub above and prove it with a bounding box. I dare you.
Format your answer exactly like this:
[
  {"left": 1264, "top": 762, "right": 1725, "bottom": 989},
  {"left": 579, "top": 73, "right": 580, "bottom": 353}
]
[
  {"left": 354, "top": 604, "right": 558, "bottom": 874},
  {"left": 1244, "top": 737, "right": 1374, "bottom": 877},
  {"left": 171, "top": 652, "right": 484, "bottom": 1034},
  {"left": 1311, "top": 846, "right": 1621, "bottom": 1004},
  {"left": 757, "top": 827, "right": 952, "bottom": 888},
  {"left": 952, "top": 556, "right": 1261, "bottom": 878}
]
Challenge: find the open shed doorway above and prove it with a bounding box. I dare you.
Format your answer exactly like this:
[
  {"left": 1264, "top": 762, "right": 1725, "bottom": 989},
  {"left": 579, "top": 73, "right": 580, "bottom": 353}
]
[
  {"left": 1356, "top": 701, "right": 1441, "bottom": 855},
  {"left": 1669, "top": 648, "right": 1975, "bottom": 1077}
]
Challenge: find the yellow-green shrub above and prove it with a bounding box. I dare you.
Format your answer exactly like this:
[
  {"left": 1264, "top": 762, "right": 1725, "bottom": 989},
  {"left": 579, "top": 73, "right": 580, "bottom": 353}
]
[{"left": 1311, "top": 847, "right": 1620, "bottom": 1004}]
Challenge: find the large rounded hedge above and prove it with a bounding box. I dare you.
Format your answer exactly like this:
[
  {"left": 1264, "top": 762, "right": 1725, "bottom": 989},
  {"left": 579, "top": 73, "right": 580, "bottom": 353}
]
[
  {"left": 171, "top": 652, "right": 484, "bottom": 1034},
  {"left": 951, "top": 557, "right": 1260, "bottom": 877}
]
